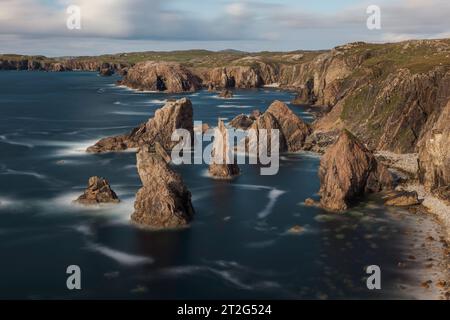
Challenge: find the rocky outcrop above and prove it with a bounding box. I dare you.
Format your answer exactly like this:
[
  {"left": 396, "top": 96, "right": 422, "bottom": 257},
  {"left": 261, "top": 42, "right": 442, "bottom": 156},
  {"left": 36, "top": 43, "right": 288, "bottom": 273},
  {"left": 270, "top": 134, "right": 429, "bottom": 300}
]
[
  {"left": 120, "top": 61, "right": 201, "bottom": 93},
  {"left": 132, "top": 146, "right": 194, "bottom": 228},
  {"left": 418, "top": 100, "right": 450, "bottom": 201},
  {"left": 247, "top": 111, "right": 288, "bottom": 154},
  {"left": 384, "top": 191, "right": 421, "bottom": 207},
  {"left": 319, "top": 130, "right": 393, "bottom": 212},
  {"left": 229, "top": 114, "right": 254, "bottom": 130},
  {"left": 209, "top": 120, "right": 240, "bottom": 179},
  {"left": 87, "top": 98, "right": 193, "bottom": 153},
  {"left": 219, "top": 89, "right": 234, "bottom": 98},
  {"left": 74, "top": 176, "right": 120, "bottom": 205},
  {"left": 265, "top": 101, "right": 311, "bottom": 152}
]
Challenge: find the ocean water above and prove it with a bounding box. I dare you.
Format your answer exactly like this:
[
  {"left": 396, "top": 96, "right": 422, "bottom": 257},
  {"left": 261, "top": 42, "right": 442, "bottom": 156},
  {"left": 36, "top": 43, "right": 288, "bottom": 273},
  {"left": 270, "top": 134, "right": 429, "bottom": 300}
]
[{"left": 0, "top": 71, "right": 439, "bottom": 299}]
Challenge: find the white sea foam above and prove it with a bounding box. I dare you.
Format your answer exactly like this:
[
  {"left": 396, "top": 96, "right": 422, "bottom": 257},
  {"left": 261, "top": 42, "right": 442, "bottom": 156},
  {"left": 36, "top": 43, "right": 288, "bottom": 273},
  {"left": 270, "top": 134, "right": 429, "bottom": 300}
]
[
  {"left": 0, "top": 169, "right": 47, "bottom": 180},
  {"left": 257, "top": 189, "right": 286, "bottom": 219},
  {"left": 0, "top": 135, "right": 34, "bottom": 148},
  {"left": 87, "top": 243, "right": 154, "bottom": 266}
]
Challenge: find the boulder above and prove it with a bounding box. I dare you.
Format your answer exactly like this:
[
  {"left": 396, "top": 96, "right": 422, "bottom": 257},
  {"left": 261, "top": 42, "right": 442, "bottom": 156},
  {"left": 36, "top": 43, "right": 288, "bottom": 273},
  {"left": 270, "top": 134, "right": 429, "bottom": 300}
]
[
  {"left": 74, "top": 176, "right": 120, "bottom": 205},
  {"left": 384, "top": 191, "right": 421, "bottom": 207},
  {"left": 319, "top": 130, "right": 393, "bottom": 212},
  {"left": 209, "top": 120, "right": 240, "bottom": 179},
  {"left": 131, "top": 146, "right": 194, "bottom": 228},
  {"left": 120, "top": 61, "right": 201, "bottom": 93},
  {"left": 219, "top": 89, "right": 234, "bottom": 98},
  {"left": 265, "top": 100, "right": 311, "bottom": 152},
  {"left": 87, "top": 98, "right": 193, "bottom": 153}
]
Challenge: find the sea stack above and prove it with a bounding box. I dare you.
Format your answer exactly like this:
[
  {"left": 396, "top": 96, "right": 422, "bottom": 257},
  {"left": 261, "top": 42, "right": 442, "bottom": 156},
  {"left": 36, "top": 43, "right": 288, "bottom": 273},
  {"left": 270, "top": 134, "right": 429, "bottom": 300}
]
[
  {"left": 265, "top": 100, "right": 311, "bottom": 152},
  {"left": 132, "top": 146, "right": 194, "bottom": 228},
  {"left": 209, "top": 120, "right": 240, "bottom": 179},
  {"left": 74, "top": 176, "right": 120, "bottom": 205},
  {"left": 87, "top": 98, "right": 193, "bottom": 153},
  {"left": 318, "top": 130, "right": 393, "bottom": 212}
]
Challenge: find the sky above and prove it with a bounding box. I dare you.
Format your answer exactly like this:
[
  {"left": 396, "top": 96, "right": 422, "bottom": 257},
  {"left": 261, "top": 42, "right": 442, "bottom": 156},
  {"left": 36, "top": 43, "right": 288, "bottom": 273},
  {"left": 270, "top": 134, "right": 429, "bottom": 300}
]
[{"left": 1, "top": 0, "right": 449, "bottom": 56}]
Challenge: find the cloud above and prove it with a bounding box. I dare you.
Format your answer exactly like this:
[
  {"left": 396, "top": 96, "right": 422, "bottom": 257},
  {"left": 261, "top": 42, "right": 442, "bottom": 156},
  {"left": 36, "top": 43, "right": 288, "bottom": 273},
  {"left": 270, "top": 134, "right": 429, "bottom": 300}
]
[{"left": 0, "top": 0, "right": 448, "bottom": 55}]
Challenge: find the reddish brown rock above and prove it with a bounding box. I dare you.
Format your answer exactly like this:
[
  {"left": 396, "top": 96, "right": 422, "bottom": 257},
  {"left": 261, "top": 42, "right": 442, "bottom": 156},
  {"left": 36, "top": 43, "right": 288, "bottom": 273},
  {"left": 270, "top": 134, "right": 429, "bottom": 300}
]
[
  {"left": 266, "top": 100, "right": 311, "bottom": 152},
  {"left": 384, "top": 191, "right": 421, "bottom": 207},
  {"left": 418, "top": 100, "right": 450, "bottom": 201},
  {"left": 209, "top": 120, "right": 240, "bottom": 179},
  {"left": 131, "top": 146, "right": 194, "bottom": 228},
  {"left": 229, "top": 114, "right": 254, "bottom": 130},
  {"left": 74, "top": 176, "right": 120, "bottom": 205},
  {"left": 121, "top": 61, "right": 201, "bottom": 93},
  {"left": 87, "top": 98, "right": 193, "bottom": 153},
  {"left": 319, "top": 130, "right": 393, "bottom": 212}
]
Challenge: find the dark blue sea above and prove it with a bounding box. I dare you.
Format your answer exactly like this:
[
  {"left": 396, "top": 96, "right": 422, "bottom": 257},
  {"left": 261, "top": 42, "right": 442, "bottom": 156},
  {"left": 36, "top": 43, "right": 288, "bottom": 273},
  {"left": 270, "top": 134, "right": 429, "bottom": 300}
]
[{"left": 0, "top": 71, "right": 438, "bottom": 299}]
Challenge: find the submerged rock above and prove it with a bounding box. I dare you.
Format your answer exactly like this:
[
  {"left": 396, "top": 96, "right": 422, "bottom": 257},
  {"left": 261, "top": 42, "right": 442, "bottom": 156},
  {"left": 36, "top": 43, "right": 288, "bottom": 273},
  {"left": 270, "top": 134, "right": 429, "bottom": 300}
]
[
  {"left": 209, "top": 120, "right": 240, "bottom": 179},
  {"left": 87, "top": 98, "right": 193, "bottom": 153},
  {"left": 384, "top": 191, "right": 421, "bottom": 207},
  {"left": 319, "top": 130, "right": 393, "bottom": 212},
  {"left": 74, "top": 176, "right": 120, "bottom": 205},
  {"left": 219, "top": 89, "right": 234, "bottom": 98},
  {"left": 131, "top": 146, "right": 194, "bottom": 228}
]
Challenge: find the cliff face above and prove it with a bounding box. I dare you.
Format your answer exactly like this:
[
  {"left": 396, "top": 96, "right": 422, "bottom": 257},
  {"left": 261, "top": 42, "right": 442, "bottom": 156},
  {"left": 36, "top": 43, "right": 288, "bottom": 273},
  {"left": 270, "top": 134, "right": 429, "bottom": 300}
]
[
  {"left": 120, "top": 61, "right": 201, "bottom": 93},
  {"left": 418, "top": 100, "right": 450, "bottom": 201},
  {"left": 87, "top": 98, "right": 193, "bottom": 153},
  {"left": 319, "top": 130, "right": 393, "bottom": 212}
]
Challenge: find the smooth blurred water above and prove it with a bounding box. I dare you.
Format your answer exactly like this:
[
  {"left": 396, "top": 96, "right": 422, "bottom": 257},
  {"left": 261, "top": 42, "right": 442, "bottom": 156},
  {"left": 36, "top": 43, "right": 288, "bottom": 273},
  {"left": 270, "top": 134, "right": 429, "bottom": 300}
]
[{"left": 0, "top": 71, "right": 435, "bottom": 299}]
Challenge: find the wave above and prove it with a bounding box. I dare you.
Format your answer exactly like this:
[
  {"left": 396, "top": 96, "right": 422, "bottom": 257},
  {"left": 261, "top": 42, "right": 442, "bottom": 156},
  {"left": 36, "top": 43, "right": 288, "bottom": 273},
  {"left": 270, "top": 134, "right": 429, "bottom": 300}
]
[
  {"left": 87, "top": 243, "right": 154, "bottom": 266},
  {"left": 0, "top": 135, "right": 34, "bottom": 148},
  {"left": 0, "top": 169, "right": 47, "bottom": 180},
  {"left": 257, "top": 189, "right": 286, "bottom": 219}
]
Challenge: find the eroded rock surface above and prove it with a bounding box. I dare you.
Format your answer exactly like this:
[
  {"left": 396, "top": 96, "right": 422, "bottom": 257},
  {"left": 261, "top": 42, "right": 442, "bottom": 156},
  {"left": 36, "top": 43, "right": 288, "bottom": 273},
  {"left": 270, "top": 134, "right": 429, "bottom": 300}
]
[
  {"left": 319, "top": 130, "right": 393, "bottom": 212},
  {"left": 74, "top": 176, "right": 120, "bottom": 205},
  {"left": 266, "top": 101, "right": 311, "bottom": 152},
  {"left": 419, "top": 100, "right": 450, "bottom": 201},
  {"left": 209, "top": 120, "right": 240, "bottom": 179},
  {"left": 120, "top": 61, "right": 201, "bottom": 93},
  {"left": 87, "top": 98, "right": 193, "bottom": 153},
  {"left": 131, "top": 146, "right": 194, "bottom": 228}
]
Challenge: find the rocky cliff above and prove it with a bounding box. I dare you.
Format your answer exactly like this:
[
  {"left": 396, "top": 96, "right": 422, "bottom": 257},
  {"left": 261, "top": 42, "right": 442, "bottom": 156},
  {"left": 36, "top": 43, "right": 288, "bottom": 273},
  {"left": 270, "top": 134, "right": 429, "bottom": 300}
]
[
  {"left": 119, "top": 61, "right": 201, "bottom": 93},
  {"left": 132, "top": 146, "right": 194, "bottom": 228},
  {"left": 418, "top": 100, "right": 450, "bottom": 202},
  {"left": 319, "top": 130, "right": 393, "bottom": 212},
  {"left": 87, "top": 98, "right": 193, "bottom": 153}
]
